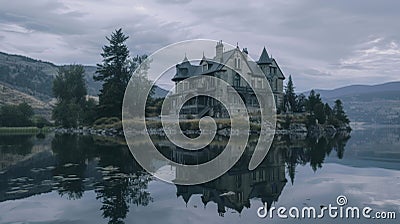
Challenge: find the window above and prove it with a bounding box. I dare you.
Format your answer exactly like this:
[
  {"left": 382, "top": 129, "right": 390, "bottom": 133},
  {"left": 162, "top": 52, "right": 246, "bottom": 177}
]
[
  {"left": 233, "top": 73, "right": 241, "bottom": 87},
  {"left": 270, "top": 169, "right": 274, "bottom": 181},
  {"left": 238, "top": 192, "right": 243, "bottom": 202},
  {"left": 259, "top": 170, "right": 264, "bottom": 181},
  {"left": 235, "top": 175, "right": 242, "bottom": 188},
  {"left": 258, "top": 79, "right": 262, "bottom": 89},
  {"left": 234, "top": 58, "right": 241, "bottom": 69},
  {"left": 275, "top": 79, "right": 278, "bottom": 91},
  {"left": 202, "top": 63, "right": 207, "bottom": 72}
]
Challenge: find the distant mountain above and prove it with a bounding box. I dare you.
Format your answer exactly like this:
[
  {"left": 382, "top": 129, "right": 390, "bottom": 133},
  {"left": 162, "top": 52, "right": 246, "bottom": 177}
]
[
  {"left": 0, "top": 51, "right": 101, "bottom": 99},
  {"left": 0, "top": 51, "right": 169, "bottom": 100},
  {"left": 153, "top": 86, "right": 168, "bottom": 98},
  {"left": 304, "top": 81, "right": 400, "bottom": 100},
  {"left": 304, "top": 81, "right": 400, "bottom": 124}
]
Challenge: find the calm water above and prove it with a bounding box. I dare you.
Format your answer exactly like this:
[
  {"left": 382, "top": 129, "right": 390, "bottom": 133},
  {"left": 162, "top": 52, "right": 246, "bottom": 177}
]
[{"left": 0, "top": 127, "right": 399, "bottom": 224}]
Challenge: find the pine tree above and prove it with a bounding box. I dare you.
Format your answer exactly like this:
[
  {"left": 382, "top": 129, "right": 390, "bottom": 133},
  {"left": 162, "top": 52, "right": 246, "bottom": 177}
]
[
  {"left": 333, "top": 99, "right": 349, "bottom": 124},
  {"left": 314, "top": 102, "right": 326, "bottom": 124},
  {"left": 305, "top": 90, "right": 322, "bottom": 114},
  {"left": 95, "top": 28, "right": 131, "bottom": 119},
  {"left": 284, "top": 75, "right": 297, "bottom": 112}
]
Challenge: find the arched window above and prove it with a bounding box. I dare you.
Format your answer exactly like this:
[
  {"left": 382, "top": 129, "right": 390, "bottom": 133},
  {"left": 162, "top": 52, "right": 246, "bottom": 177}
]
[{"left": 234, "top": 58, "right": 241, "bottom": 69}]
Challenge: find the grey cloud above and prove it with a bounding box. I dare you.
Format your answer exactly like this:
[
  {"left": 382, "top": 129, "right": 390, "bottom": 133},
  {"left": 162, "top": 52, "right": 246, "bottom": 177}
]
[
  {"left": 0, "top": 0, "right": 400, "bottom": 90},
  {"left": 154, "top": 0, "right": 192, "bottom": 4}
]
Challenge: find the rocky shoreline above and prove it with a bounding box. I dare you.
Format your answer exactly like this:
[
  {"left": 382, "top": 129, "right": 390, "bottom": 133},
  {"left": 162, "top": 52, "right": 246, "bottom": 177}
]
[{"left": 54, "top": 122, "right": 351, "bottom": 139}]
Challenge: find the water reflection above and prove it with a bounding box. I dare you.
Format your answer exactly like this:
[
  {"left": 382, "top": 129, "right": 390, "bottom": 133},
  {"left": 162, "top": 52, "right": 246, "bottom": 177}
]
[
  {"left": 0, "top": 134, "right": 152, "bottom": 224},
  {"left": 171, "top": 133, "right": 350, "bottom": 216},
  {"left": 0, "top": 132, "right": 350, "bottom": 223}
]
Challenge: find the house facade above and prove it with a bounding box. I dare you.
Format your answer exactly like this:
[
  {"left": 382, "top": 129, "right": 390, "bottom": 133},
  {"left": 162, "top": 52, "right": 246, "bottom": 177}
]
[{"left": 170, "top": 41, "right": 285, "bottom": 118}]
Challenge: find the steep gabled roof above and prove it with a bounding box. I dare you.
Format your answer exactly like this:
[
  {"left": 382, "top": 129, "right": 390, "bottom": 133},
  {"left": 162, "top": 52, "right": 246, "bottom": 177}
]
[
  {"left": 257, "top": 47, "right": 272, "bottom": 64},
  {"left": 272, "top": 58, "right": 285, "bottom": 80}
]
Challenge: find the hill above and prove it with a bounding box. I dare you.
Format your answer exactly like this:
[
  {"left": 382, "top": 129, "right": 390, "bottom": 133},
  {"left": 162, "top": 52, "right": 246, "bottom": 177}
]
[
  {"left": 0, "top": 83, "right": 54, "bottom": 119},
  {"left": 0, "top": 51, "right": 169, "bottom": 119},
  {"left": 304, "top": 82, "right": 400, "bottom": 100},
  {"left": 0, "top": 51, "right": 101, "bottom": 99},
  {"left": 304, "top": 81, "right": 400, "bottom": 124}
]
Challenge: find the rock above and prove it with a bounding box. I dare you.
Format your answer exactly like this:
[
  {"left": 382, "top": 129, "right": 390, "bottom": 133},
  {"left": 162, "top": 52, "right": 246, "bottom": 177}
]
[{"left": 289, "top": 123, "right": 307, "bottom": 133}]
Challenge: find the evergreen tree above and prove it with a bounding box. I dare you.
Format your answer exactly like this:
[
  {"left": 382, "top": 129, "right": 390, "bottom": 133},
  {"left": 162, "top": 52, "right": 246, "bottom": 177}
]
[
  {"left": 52, "top": 65, "right": 87, "bottom": 128},
  {"left": 324, "top": 103, "right": 332, "bottom": 117},
  {"left": 305, "top": 90, "right": 322, "bottom": 114},
  {"left": 95, "top": 28, "right": 131, "bottom": 119},
  {"left": 313, "top": 102, "right": 326, "bottom": 124},
  {"left": 333, "top": 99, "right": 349, "bottom": 124},
  {"left": 296, "top": 93, "right": 306, "bottom": 112},
  {"left": 284, "top": 75, "right": 297, "bottom": 112}
]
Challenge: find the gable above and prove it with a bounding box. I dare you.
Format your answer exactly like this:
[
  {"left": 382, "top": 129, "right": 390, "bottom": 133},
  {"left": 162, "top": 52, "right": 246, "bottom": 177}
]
[{"left": 271, "top": 59, "right": 285, "bottom": 80}]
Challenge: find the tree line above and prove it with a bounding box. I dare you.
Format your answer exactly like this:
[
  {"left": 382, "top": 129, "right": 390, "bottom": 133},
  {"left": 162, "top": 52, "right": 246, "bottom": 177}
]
[
  {"left": 283, "top": 75, "right": 350, "bottom": 128},
  {"left": 0, "top": 102, "right": 50, "bottom": 128}
]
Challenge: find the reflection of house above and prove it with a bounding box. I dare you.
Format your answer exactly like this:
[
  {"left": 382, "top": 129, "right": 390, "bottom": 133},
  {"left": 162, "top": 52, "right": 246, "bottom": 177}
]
[
  {"left": 170, "top": 41, "right": 285, "bottom": 117},
  {"left": 176, "top": 146, "right": 287, "bottom": 215}
]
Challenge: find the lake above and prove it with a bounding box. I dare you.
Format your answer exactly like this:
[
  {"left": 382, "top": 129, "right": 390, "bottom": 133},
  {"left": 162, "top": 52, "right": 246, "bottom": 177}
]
[{"left": 0, "top": 127, "right": 399, "bottom": 223}]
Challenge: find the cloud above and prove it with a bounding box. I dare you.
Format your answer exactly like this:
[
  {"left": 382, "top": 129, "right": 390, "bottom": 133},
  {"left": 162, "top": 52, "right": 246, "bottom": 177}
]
[
  {"left": 338, "top": 37, "right": 400, "bottom": 76},
  {"left": 0, "top": 0, "right": 399, "bottom": 90}
]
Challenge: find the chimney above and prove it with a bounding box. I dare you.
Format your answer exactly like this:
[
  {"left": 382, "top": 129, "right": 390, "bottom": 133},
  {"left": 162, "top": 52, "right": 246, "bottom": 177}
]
[
  {"left": 242, "top": 48, "right": 248, "bottom": 60},
  {"left": 215, "top": 40, "right": 223, "bottom": 62}
]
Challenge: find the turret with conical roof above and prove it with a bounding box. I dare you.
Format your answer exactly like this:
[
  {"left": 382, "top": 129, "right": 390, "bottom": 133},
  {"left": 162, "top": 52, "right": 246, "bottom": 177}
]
[{"left": 257, "top": 47, "right": 272, "bottom": 65}]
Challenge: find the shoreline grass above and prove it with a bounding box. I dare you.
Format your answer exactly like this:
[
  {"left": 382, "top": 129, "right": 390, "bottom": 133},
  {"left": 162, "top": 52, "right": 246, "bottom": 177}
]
[{"left": 0, "top": 127, "right": 52, "bottom": 135}]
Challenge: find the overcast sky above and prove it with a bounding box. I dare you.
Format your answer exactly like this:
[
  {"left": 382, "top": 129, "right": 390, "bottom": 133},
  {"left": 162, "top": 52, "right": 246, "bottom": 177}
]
[{"left": 0, "top": 0, "right": 399, "bottom": 91}]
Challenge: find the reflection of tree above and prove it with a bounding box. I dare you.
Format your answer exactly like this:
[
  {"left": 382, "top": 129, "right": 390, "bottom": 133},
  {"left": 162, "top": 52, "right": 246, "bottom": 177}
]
[
  {"left": 50, "top": 134, "right": 152, "bottom": 224},
  {"left": 0, "top": 135, "right": 33, "bottom": 156},
  {"left": 96, "top": 172, "right": 152, "bottom": 224},
  {"left": 286, "top": 134, "right": 351, "bottom": 173},
  {"left": 332, "top": 134, "right": 350, "bottom": 159},
  {"left": 94, "top": 144, "right": 152, "bottom": 224},
  {"left": 52, "top": 134, "right": 96, "bottom": 200}
]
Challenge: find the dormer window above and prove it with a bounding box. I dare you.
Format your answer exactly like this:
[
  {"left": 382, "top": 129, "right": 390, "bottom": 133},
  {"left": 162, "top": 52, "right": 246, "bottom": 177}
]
[
  {"left": 269, "top": 66, "right": 277, "bottom": 75},
  {"left": 202, "top": 63, "right": 207, "bottom": 72}
]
